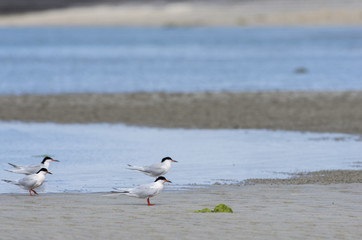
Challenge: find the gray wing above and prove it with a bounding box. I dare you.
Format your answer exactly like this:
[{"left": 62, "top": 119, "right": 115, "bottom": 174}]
[
  {"left": 143, "top": 163, "right": 165, "bottom": 176},
  {"left": 22, "top": 164, "right": 43, "bottom": 174},
  {"left": 18, "top": 175, "right": 38, "bottom": 189},
  {"left": 130, "top": 183, "right": 159, "bottom": 198}
]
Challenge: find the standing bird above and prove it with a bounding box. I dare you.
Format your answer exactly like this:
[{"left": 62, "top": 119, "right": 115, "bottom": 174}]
[
  {"left": 127, "top": 156, "right": 177, "bottom": 177},
  {"left": 111, "top": 176, "right": 171, "bottom": 206},
  {"left": 2, "top": 168, "right": 52, "bottom": 196},
  {"left": 6, "top": 156, "right": 59, "bottom": 175}
]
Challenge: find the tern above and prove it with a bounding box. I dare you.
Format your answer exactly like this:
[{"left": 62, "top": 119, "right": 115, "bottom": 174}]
[
  {"left": 111, "top": 176, "right": 171, "bottom": 206},
  {"left": 6, "top": 156, "right": 59, "bottom": 175},
  {"left": 2, "top": 168, "right": 52, "bottom": 196},
  {"left": 127, "top": 156, "right": 177, "bottom": 177}
]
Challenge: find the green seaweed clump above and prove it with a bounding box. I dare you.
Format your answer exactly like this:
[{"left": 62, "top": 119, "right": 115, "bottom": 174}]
[
  {"left": 194, "top": 203, "right": 233, "bottom": 213},
  {"left": 213, "top": 203, "right": 233, "bottom": 213},
  {"left": 194, "top": 208, "right": 213, "bottom": 213}
]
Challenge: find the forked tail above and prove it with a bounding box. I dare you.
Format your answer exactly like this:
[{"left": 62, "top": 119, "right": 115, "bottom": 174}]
[
  {"left": 111, "top": 188, "right": 130, "bottom": 194},
  {"left": 8, "top": 162, "right": 21, "bottom": 169},
  {"left": 2, "top": 179, "right": 18, "bottom": 185},
  {"left": 102, "top": 189, "right": 129, "bottom": 197},
  {"left": 126, "top": 164, "right": 144, "bottom": 171},
  {"left": 4, "top": 168, "right": 27, "bottom": 174}
]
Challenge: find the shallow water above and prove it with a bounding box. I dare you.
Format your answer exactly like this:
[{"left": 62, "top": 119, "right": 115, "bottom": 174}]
[
  {"left": 1, "top": 27, "right": 362, "bottom": 94},
  {"left": 0, "top": 122, "right": 360, "bottom": 193}
]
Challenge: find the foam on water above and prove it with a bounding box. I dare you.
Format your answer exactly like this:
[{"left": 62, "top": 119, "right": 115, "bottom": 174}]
[{"left": 0, "top": 122, "right": 360, "bottom": 193}]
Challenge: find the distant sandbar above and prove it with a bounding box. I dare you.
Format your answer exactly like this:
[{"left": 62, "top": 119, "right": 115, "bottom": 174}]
[{"left": 1, "top": 91, "right": 362, "bottom": 135}]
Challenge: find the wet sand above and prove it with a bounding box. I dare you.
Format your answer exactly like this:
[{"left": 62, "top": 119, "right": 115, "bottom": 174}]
[
  {"left": 0, "top": 183, "right": 361, "bottom": 239},
  {"left": 0, "top": 0, "right": 362, "bottom": 26},
  {"left": 243, "top": 170, "right": 362, "bottom": 185},
  {"left": 1, "top": 91, "right": 362, "bottom": 135}
]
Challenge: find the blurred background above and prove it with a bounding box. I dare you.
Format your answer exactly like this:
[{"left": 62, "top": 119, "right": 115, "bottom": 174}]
[
  {"left": 1, "top": 0, "right": 362, "bottom": 26},
  {"left": 1, "top": 0, "right": 362, "bottom": 192},
  {"left": 1, "top": 0, "right": 362, "bottom": 94}
]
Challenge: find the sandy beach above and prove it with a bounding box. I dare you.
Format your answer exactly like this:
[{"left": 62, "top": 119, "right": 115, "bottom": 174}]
[
  {"left": 1, "top": 91, "right": 362, "bottom": 135},
  {"left": 0, "top": 0, "right": 362, "bottom": 26},
  {"left": 0, "top": 183, "right": 361, "bottom": 239}
]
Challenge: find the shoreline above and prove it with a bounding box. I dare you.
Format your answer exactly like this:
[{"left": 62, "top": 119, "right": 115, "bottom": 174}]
[
  {"left": 1, "top": 170, "right": 361, "bottom": 195},
  {"left": 0, "top": 0, "right": 362, "bottom": 26},
  {"left": 1, "top": 91, "right": 362, "bottom": 135}
]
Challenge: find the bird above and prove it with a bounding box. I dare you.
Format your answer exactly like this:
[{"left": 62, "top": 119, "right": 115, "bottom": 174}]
[
  {"left": 110, "top": 176, "right": 171, "bottom": 206},
  {"left": 6, "top": 156, "right": 59, "bottom": 175},
  {"left": 126, "top": 156, "right": 177, "bottom": 177},
  {"left": 2, "top": 168, "right": 52, "bottom": 196}
]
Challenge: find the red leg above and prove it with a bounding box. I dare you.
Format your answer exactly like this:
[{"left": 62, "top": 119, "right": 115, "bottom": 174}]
[
  {"left": 32, "top": 189, "right": 38, "bottom": 195},
  {"left": 29, "top": 190, "right": 33, "bottom": 196},
  {"left": 147, "top": 198, "right": 154, "bottom": 206}
]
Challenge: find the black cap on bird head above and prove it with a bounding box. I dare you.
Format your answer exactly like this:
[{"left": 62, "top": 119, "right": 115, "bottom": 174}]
[
  {"left": 41, "top": 156, "right": 52, "bottom": 164},
  {"left": 161, "top": 157, "right": 172, "bottom": 162},
  {"left": 41, "top": 156, "right": 59, "bottom": 163},
  {"left": 36, "top": 168, "right": 52, "bottom": 174},
  {"left": 154, "top": 176, "right": 171, "bottom": 183},
  {"left": 161, "top": 157, "right": 177, "bottom": 163}
]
